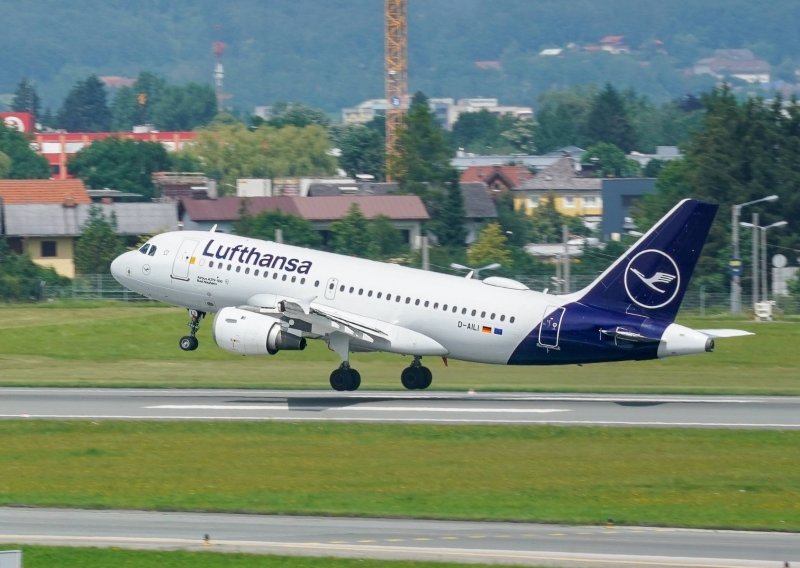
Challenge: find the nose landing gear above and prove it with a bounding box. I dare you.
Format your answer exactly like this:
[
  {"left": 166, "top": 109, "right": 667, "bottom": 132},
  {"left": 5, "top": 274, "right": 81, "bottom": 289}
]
[{"left": 179, "top": 309, "right": 205, "bottom": 351}]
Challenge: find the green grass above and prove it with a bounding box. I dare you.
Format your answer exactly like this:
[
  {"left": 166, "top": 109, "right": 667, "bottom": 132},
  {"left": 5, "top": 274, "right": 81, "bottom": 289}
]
[
  {"left": 0, "top": 303, "right": 797, "bottom": 394},
  {"left": 0, "top": 546, "right": 511, "bottom": 568},
  {"left": 0, "top": 421, "right": 798, "bottom": 531}
]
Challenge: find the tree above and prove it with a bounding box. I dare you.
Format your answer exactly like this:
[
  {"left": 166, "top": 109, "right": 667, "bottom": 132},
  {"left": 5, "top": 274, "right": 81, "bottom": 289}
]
[
  {"left": 0, "top": 123, "right": 50, "bottom": 178},
  {"left": 11, "top": 77, "right": 41, "bottom": 119},
  {"left": 501, "top": 119, "right": 537, "bottom": 154},
  {"left": 581, "top": 142, "right": 641, "bottom": 177},
  {"left": 368, "top": 215, "right": 408, "bottom": 259},
  {"left": 57, "top": 75, "right": 112, "bottom": 132},
  {"left": 73, "top": 206, "right": 126, "bottom": 275},
  {"left": 330, "top": 204, "right": 373, "bottom": 257},
  {"left": 392, "top": 91, "right": 454, "bottom": 192},
  {"left": 425, "top": 169, "right": 467, "bottom": 248},
  {"left": 0, "top": 239, "right": 67, "bottom": 301},
  {"left": 233, "top": 209, "right": 322, "bottom": 248},
  {"left": 451, "top": 109, "right": 516, "bottom": 154},
  {"left": 267, "top": 102, "right": 331, "bottom": 129},
  {"left": 182, "top": 121, "right": 337, "bottom": 192},
  {"left": 68, "top": 138, "right": 171, "bottom": 198},
  {"left": 584, "top": 83, "right": 637, "bottom": 152},
  {"left": 151, "top": 83, "right": 217, "bottom": 131},
  {"left": 338, "top": 125, "right": 385, "bottom": 180},
  {"left": 467, "top": 223, "right": 512, "bottom": 269},
  {"left": 534, "top": 87, "right": 596, "bottom": 152}
]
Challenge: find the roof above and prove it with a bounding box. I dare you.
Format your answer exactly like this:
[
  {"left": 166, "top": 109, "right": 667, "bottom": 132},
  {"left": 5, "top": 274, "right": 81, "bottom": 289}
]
[
  {"left": 3, "top": 203, "right": 178, "bottom": 236},
  {"left": 460, "top": 183, "right": 498, "bottom": 219},
  {"left": 516, "top": 156, "right": 601, "bottom": 192},
  {"left": 181, "top": 195, "right": 429, "bottom": 223},
  {"left": 0, "top": 179, "right": 91, "bottom": 205},
  {"left": 460, "top": 165, "right": 533, "bottom": 189}
]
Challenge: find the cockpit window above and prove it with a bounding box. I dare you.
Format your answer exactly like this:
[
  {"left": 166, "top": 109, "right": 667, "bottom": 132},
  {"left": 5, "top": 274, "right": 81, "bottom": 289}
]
[
  {"left": 139, "top": 244, "right": 150, "bottom": 255},
  {"left": 148, "top": 245, "right": 157, "bottom": 256}
]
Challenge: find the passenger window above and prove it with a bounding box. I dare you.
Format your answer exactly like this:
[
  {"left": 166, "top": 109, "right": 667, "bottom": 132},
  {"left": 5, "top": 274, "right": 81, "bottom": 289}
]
[
  {"left": 227, "top": 264, "right": 232, "bottom": 271},
  {"left": 377, "top": 292, "right": 382, "bottom": 299},
  {"left": 396, "top": 296, "right": 401, "bottom": 303},
  {"left": 236, "top": 266, "right": 241, "bottom": 273},
  {"left": 264, "top": 271, "right": 269, "bottom": 278},
  {"left": 291, "top": 276, "right": 296, "bottom": 283},
  {"left": 386, "top": 294, "right": 391, "bottom": 300},
  {"left": 340, "top": 285, "right": 345, "bottom": 291},
  {"left": 490, "top": 313, "right": 495, "bottom": 320},
  {"left": 359, "top": 288, "right": 364, "bottom": 295},
  {"left": 254, "top": 269, "right": 259, "bottom": 276},
  {"left": 452, "top": 306, "right": 457, "bottom": 313},
  {"left": 367, "top": 290, "right": 373, "bottom": 297},
  {"left": 209, "top": 261, "right": 214, "bottom": 268},
  {"left": 315, "top": 280, "right": 320, "bottom": 287},
  {"left": 500, "top": 315, "right": 506, "bottom": 322},
  {"left": 442, "top": 304, "right": 447, "bottom": 310},
  {"left": 282, "top": 274, "right": 287, "bottom": 281},
  {"left": 481, "top": 311, "right": 486, "bottom": 318},
  {"left": 510, "top": 316, "right": 516, "bottom": 323},
  {"left": 405, "top": 297, "right": 411, "bottom": 304},
  {"left": 301, "top": 278, "right": 306, "bottom": 285},
  {"left": 329, "top": 282, "right": 335, "bottom": 290},
  {"left": 273, "top": 273, "right": 278, "bottom": 279},
  {"left": 462, "top": 308, "right": 467, "bottom": 315},
  {"left": 349, "top": 286, "right": 354, "bottom": 293},
  {"left": 414, "top": 299, "right": 420, "bottom": 306},
  {"left": 245, "top": 267, "right": 250, "bottom": 274},
  {"left": 471, "top": 309, "right": 476, "bottom": 316},
  {"left": 432, "top": 302, "right": 437, "bottom": 309}
]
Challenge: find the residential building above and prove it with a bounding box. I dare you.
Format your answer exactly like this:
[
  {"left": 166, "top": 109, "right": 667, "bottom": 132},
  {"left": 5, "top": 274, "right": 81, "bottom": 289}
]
[
  {"left": 178, "top": 195, "right": 429, "bottom": 249},
  {"left": 693, "top": 49, "right": 771, "bottom": 84},
  {"left": 0, "top": 179, "right": 176, "bottom": 277},
  {"left": 512, "top": 155, "right": 602, "bottom": 222},
  {"left": 459, "top": 165, "right": 534, "bottom": 195}
]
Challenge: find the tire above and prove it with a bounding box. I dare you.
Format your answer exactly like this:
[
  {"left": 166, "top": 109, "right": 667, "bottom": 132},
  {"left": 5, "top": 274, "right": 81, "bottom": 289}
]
[
  {"left": 330, "top": 369, "right": 349, "bottom": 391},
  {"left": 347, "top": 369, "right": 361, "bottom": 391},
  {"left": 418, "top": 366, "right": 433, "bottom": 390},
  {"left": 401, "top": 366, "right": 421, "bottom": 390},
  {"left": 179, "top": 336, "right": 198, "bottom": 351}
]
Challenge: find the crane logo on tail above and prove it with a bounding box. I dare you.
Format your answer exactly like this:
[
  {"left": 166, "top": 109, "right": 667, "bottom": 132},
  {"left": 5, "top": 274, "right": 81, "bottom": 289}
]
[{"left": 624, "top": 249, "right": 680, "bottom": 309}]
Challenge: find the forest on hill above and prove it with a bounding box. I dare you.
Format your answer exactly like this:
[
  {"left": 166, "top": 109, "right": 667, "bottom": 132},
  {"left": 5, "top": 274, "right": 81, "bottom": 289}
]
[{"left": 1, "top": 0, "right": 799, "bottom": 115}]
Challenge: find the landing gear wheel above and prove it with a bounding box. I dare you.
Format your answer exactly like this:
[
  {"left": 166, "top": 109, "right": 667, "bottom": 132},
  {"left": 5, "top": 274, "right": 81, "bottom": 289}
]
[
  {"left": 179, "top": 335, "right": 199, "bottom": 351},
  {"left": 330, "top": 368, "right": 361, "bottom": 391},
  {"left": 401, "top": 365, "right": 433, "bottom": 390}
]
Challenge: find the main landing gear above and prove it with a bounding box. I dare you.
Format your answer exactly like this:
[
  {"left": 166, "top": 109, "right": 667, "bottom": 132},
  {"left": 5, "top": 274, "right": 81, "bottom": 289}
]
[
  {"left": 326, "top": 334, "right": 433, "bottom": 391},
  {"left": 401, "top": 356, "right": 433, "bottom": 390},
  {"left": 179, "top": 309, "right": 205, "bottom": 351}
]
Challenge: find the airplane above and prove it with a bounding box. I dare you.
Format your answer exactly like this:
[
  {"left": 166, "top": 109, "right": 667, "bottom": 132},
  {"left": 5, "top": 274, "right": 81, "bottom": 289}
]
[{"left": 110, "top": 198, "right": 751, "bottom": 391}]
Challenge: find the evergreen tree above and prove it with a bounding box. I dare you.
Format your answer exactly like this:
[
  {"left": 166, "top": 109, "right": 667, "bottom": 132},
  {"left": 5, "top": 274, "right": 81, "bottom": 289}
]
[
  {"left": 392, "top": 91, "right": 454, "bottom": 192},
  {"left": 151, "top": 83, "right": 217, "bottom": 131},
  {"left": 73, "top": 206, "right": 126, "bottom": 275},
  {"left": 11, "top": 77, "right": 41, "bottom": 119},
  {"left": 57, "top": 75, "right": 112, "bottom": 132},
  {"left": 426, "top": 168, "right": 467, "bottom": 248},
  {"left": 581, "top": 142, "right": 641, "bottom": 177},
  {"left": 330, "top": 204, "right": 373, "bottom": 257},
  {"left": 368, "top": 215, "right": 408, "bottom": 259},
  {"left": 331, "top": 203, "right": 375, "bottom": 258},
  {"left": 584, "top": 83, "right": 637, "bottom": 152}
]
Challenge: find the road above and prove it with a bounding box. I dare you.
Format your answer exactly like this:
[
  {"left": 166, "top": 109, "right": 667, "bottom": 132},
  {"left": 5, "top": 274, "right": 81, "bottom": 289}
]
[
  {"left": 0, "top": 388, "right": 799, "bottom": 429},
  {"left": 0, "top": 507, "right": 797, "bottom": 567}
]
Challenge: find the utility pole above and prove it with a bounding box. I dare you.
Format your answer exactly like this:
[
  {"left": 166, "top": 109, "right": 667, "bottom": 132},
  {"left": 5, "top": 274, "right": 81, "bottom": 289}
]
[{"left": 562, "top": 224, "right": 571, "bottom": 294}]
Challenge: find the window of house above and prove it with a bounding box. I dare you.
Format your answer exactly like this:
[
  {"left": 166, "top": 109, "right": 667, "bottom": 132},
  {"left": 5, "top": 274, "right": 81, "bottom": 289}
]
[
  {"left": 40, "top": 241, "right": 57, "bottom": 258},
  {"left": 563, "top": 196, "right": 575, "bottom": 208},
  {"left": 527, "top": 197, "right": 538, "bottom": 209}
]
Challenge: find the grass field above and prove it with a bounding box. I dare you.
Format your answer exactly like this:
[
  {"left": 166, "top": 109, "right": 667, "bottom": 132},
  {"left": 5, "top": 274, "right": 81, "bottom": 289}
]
[
  {"left": 0, "top": 546, "right": 508, "bottom": 568},
  {"left": 0, "top": 421, "right": 798, "bottom": 531},
  {"left": 0, "top": 303, "right": 797, "bottom": 394}
]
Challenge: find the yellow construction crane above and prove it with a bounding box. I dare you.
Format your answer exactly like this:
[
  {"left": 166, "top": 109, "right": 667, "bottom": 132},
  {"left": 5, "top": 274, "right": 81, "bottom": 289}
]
[{"left": 384, "top": 0, "right": 407, "bottom": 181}]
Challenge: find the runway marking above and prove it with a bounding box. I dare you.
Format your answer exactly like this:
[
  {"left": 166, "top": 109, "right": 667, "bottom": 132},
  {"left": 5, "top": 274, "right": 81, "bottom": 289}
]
[
  {"left": 146, "top": 404, "right": 572, "bottom": 414},
  {"left": 0, "top": 533, "right": 768, "bottom": 567},
  {"left": 1, "top": 413, "right": 799, "bottom": 428}
]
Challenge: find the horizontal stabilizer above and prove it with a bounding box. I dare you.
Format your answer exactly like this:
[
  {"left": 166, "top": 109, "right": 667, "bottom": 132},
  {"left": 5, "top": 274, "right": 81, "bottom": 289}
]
[{"left": 696, "top": 329, "right": 754, "bottom": 338}]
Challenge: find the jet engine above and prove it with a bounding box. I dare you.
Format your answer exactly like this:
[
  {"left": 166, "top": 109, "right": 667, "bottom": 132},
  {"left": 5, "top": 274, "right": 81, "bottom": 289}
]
[{"left": 212, "top": 307, "right": 306, "bottom": 356}]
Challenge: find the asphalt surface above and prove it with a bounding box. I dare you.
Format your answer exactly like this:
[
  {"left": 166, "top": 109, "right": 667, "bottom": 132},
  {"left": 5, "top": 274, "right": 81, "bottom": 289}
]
[
  {"left": 0, "top": 388, "right": 799, "bottom": 429},
  {"left": 0, "top": 507, "right": 797, "bottom": 567},
  {"left": 1, "top": 388, "right": 798, "bottom": 566}
]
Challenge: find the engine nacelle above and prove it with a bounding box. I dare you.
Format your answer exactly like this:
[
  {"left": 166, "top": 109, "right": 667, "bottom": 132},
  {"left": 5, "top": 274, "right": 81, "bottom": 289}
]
[{"left": 212, "top": 307, "right": 306, "bottom": 356}]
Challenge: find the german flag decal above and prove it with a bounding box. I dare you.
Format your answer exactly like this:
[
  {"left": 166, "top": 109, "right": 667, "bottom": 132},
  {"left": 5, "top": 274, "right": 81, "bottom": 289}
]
[{"left": 482, "top": 326, "right": 492, "bottom": 333}]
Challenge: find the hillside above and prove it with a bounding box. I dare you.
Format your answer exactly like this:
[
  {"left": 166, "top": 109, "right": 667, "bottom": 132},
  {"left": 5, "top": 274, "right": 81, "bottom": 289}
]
[{"left": 1, "top": 0, "right": 798, "bottom": 114}]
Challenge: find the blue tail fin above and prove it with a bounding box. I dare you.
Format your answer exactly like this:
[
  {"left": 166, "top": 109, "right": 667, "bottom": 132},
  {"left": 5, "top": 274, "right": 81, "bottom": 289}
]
[{"left": 575, "top": 199, "right": 718, "bottom": 322}]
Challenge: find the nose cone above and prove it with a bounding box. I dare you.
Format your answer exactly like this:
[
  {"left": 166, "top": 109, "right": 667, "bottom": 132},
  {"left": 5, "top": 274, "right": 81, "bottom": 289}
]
[{"left": 110, "top": 252, "right": 128, "bottom": 284}]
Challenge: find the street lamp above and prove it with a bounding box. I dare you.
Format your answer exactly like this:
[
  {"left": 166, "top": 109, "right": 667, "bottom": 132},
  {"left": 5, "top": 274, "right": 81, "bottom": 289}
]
[
  {"left": 740, "top": 219, "right": 787, "bottom": 304},
  {"left": 450, "top": 262, "right": 501, "bottom": 280},
  {"left": 730, "top": 194, "right": 778, "bottom": 313}
]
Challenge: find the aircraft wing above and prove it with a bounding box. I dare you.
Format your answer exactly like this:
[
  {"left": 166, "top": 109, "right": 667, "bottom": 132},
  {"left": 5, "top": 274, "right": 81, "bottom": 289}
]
[{"left": 244, "top": 294, "right": 447, "bottom": 356}]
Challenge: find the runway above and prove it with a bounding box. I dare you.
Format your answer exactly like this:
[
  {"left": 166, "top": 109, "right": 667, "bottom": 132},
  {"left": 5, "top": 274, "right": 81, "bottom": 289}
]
[
  {"left": 0, "top": 388, "right": 799, "bottom": 429},
  {"left": 0, "top": 507, "right": 797, "bottom": 567}
]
